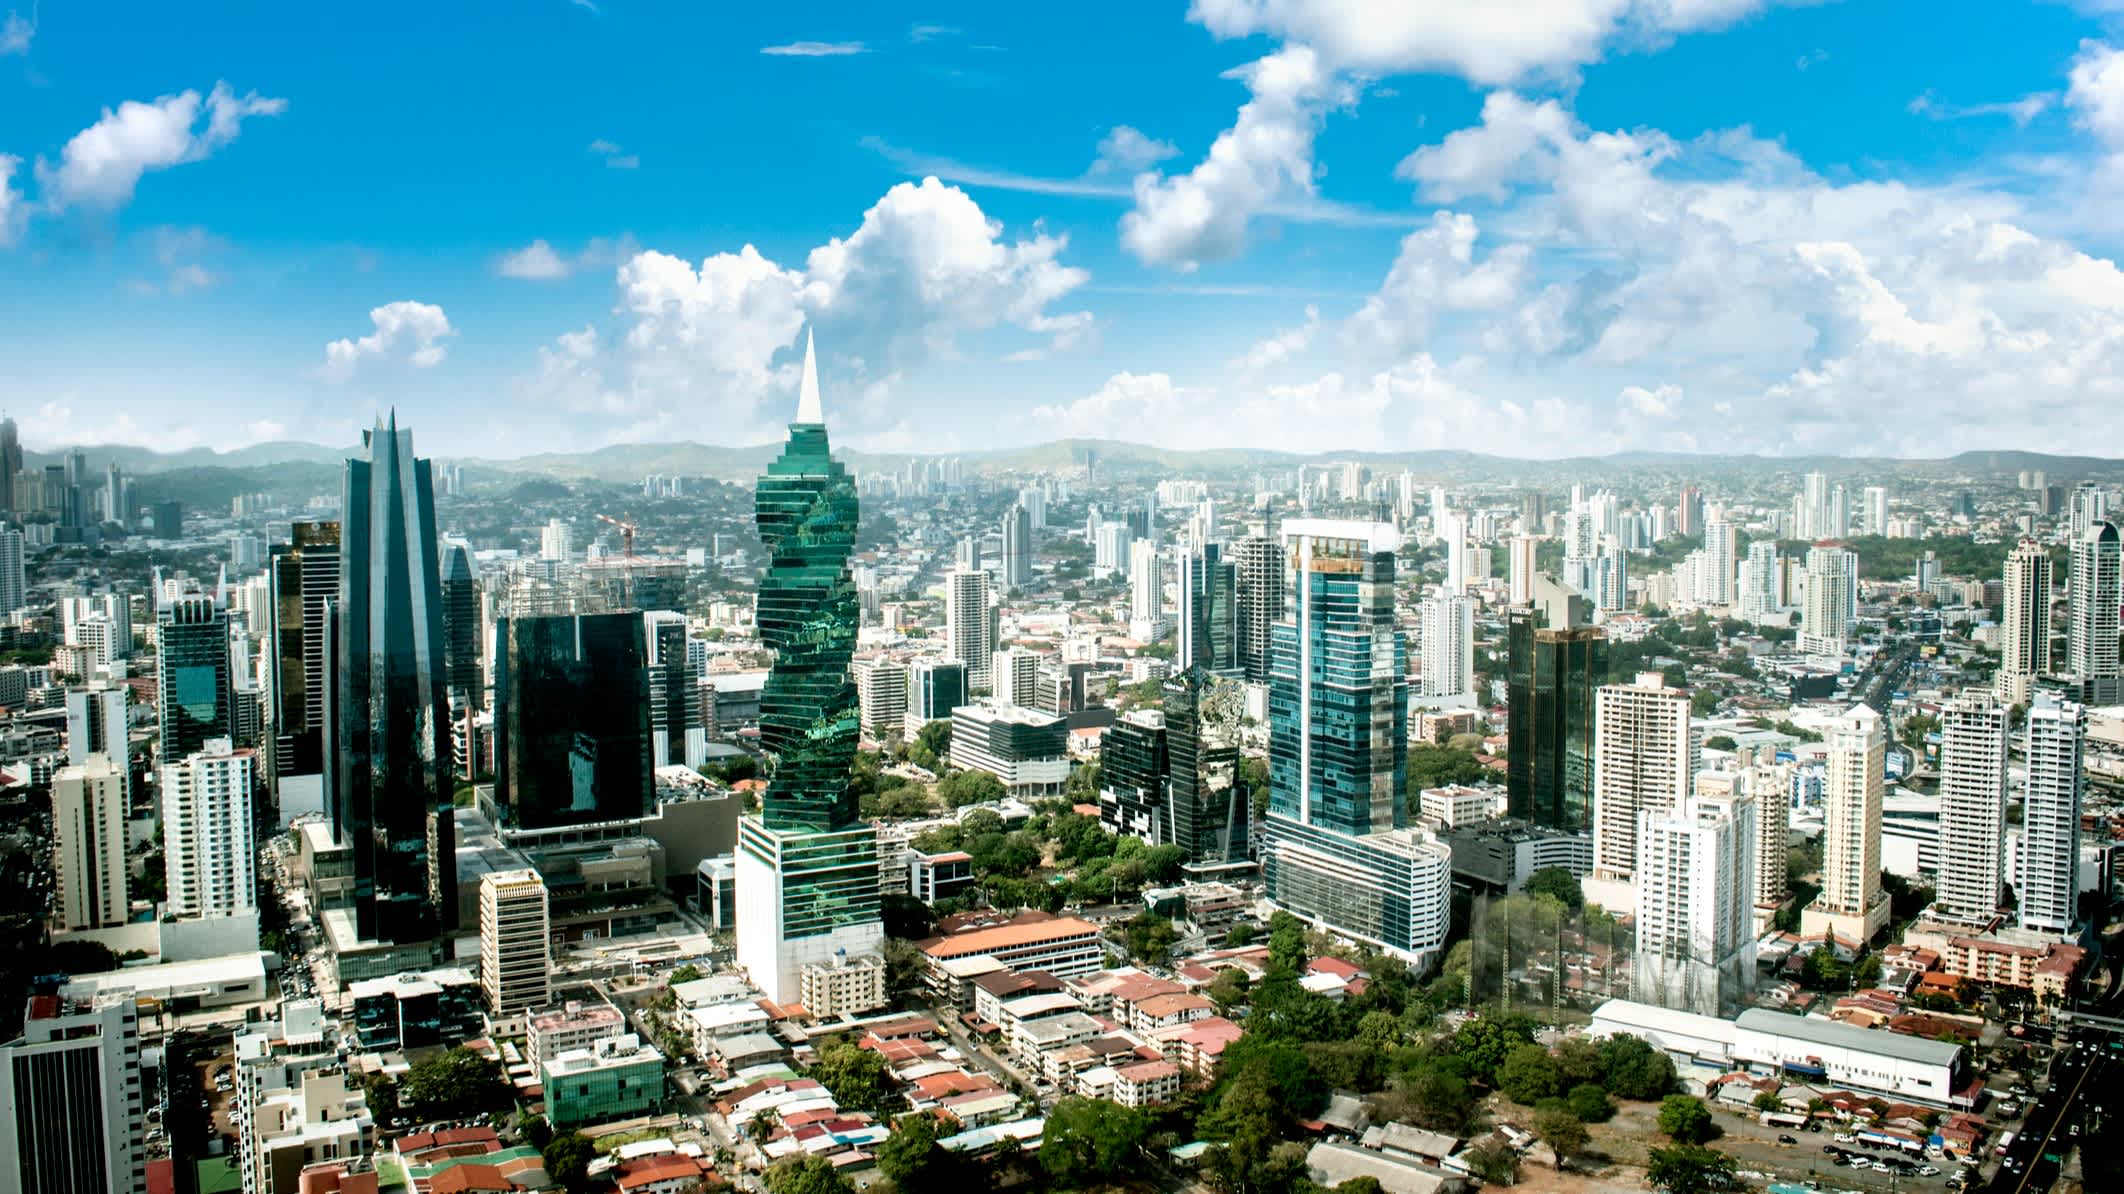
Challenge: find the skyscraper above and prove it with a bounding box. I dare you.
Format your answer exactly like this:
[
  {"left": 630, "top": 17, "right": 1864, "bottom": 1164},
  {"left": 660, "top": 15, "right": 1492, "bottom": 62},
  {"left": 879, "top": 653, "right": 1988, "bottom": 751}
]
[
  {"left": 735, "top": 334, "right": 885, "bottom": 1005},
  {"left": 440, "top": 538, "right": 484, "bottom": 711},
  {"left": 1506, "top": 612, "right": 1605, "bottom": 837},
  {"left": 1632, "top": 789, "right": 1757, "bottom": 1017},
  {"left": 1233, "top": 530, "right": 1284, "bottom": 684},
  {"left": 161, "top": 738, "right": 258, "bottom": 920},
  {"left": 493, "top": 613, "right": 652, "bottom": 828},
  {"left": 539, "top": 518, "right": 573, "bottom": 563},
  {"left": 65, "top": 684, "right": 127, "bottom": 768},
  {"left": 1743, "top": 757, "right": 1791, "bottom": 910},
  {"left": 50, "top": 755, "right": 128, "bottom": 931},
  {"left": 2066, "top": 521, "right": 2120, "bottom": 706},
  {"left": 904, "top": 658, "right": 967, "bottom": 737},
  {"left": 1934, "top": 695, "right": 2008, "bottom": 924},
  {"left": 1738, "top": 540, "right": 1779, "bottom": 624},
  {"left": 1996, "top": 537, "right": 2052, "bottom": 706},
  {"left": 1176, "top": 541, "right": 1237, "bottom": 674},
  {"left": 1590, "top": 673, "right": 1692, "bottom": 897},
  {"left": 268, "top": 521, "right": 340, "bottom": 779},
  {"left": 479, "top": 868, "right": 552, "bottom": 1015},
  {"left": 944, "top": 567, "right": 995, "bottom": 692},
  {"left": 1798, "top": 542, "right": 1855, "bottom": 657},
  {"left": 1803, "top": 706, "right": 1888, "bottom": 942},
  {"left": 645, "top": 610, "right": 704, "bottom": 769},
  {"left": 333, "top": 414, "right": 454, "bottom": 944},
  {"left": 1259, "top": 519, "right": 1452, "bottom": 967},
  {"left": 0, "top": 526, "right": 22, "bottom": 615},
  {"left": 0, "top": 993, "right": 145, "bottom": 1194},
  {"left": 854, "top": 659, "right": 908, "bottom": 740},
  {"left": 156, "top": 594, "right": 231, "bottom": 764},
  {"left": 2018, "top": 696, "right": 2086, "bottom": 937},
  {"left": 1861, "top": 485, "right": 1889, "bottom": 536},
  {"left": 1127, "top": 538, "right": 1164, "bottom": 640},
  {"left": 1001, "top": 502, "right": 1033, "bottom": 592},
  {"left": 1418, "top": 592, "right": 1475, "bottom": 705},
  {"left": 990, "top": 647, "right": 1040, "bottom": 708},
  {"left": 1164, "top": 668, "right": 1249, "bottom": 868},
  {"left": 1507, "top": 534, "right": 1536, "bottom": 605},
  {"left": 0, "top": 416, "right": 18, "bottom": 516}
]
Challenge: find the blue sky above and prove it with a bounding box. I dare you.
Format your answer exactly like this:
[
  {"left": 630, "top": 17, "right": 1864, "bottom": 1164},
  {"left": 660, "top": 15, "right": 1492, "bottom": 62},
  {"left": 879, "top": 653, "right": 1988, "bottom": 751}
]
[{"left": 6, "top": 0, "right": 2124, "bottom": 459}]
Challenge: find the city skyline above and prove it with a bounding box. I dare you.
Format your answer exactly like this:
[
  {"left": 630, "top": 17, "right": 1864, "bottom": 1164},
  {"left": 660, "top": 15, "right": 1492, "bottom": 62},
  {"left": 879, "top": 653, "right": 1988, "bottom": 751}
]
[{"left": 8, "top": 3, "right": 2124, "bottom": 459}]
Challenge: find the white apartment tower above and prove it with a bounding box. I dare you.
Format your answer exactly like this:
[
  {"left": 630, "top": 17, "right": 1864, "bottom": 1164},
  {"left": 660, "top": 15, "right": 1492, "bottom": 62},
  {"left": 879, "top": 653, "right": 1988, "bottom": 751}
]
[
  {"left": 0, "top": 994, "right": 145, "bottom": 1194},
  {"left": 1127, "top": 538, "right": 1164, "bottom": 640},
  {"left": 1798, "top": 543, "right": 1855, "bottom": 657},
  {"left": 1507, "top": 535, "right": 1536, "bottom": 605},
  {"left": 1744, "top": 758, "right": 1791, "bottom": 910},
  {"left": 2018, "top": 697, "right": 2086, "bottom": 937},
  {"left": 160, "top": 738, "right": 258, "bottom": 919},
  {"left": 854, "top": 659, "right": 908, "bottom": 739},
  {"left": 991, "top": 647, "right": 1041, "bottom": 708},
  {"left": 65, "top": 684, "right": 128, "bottom": 768},
  {"left": 1739, "top": 541, "right": 1780, "bottom": 624},
  {"left": 1996, "top": 538, "right": 2051, "bottom": 706},
  {"left": 1803, "top": 706, "right": 1888, "bottom": 942},
  {"left": 480, "top": 868, "right": 552, "bottom": 1015},
  {"left": 944, "top": 567, "right": 996, "bottom": 693},
  {"left": 1417, "top": 592, "right": 1474, "bottom": 706},
  {"left": 1699, "top": 518, "right": 1736, "bottom": 606},
  {"left": 1934, "top": 696, "right": 2008, "bottom": 924},
  {"left": 2066, "top": 521, "right": 2120, "bottom": 706},
  {"left": 1632, "top": 790, "right": 1758, "bottom": 1017},
  {"left": 538, "top": 517, "right": 572, "bottom": 562},
  {"left": 1591, "top": 673, "right": 1693, "bottom": 887},
  {"left": 50, "top": 754, "right": 128, "bottom": 931}
]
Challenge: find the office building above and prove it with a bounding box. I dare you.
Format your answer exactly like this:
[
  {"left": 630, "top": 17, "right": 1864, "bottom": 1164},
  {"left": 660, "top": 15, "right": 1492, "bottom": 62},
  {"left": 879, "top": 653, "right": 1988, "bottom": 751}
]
[
  {"left": 1798, "top": 543, "right": 1855, "bottom": 657},
  {"left": 1094, "top": 521, "right": 1134, "bottom": 579},
  {"left": 1417, "top": 592, "right": 1474, "bottom": 705},
  {"left": 2066, "top": 521, "right": 2120, "bottom": 706},
  {"left": 268, "top": 521, "right": 340, "bottom": 779},
  {"left": 1996, "top": 538, "right": 2051, "bottom": 706},
  {"left": 50, "top": 755, "right": 128, "bottom": 931},
  {"left": 854, "top": 659, "right": 908, "bottom": 740},
  {"left": 1804, "top": 706, "right": 1889, "bottom": 942},
  {"left": 1738, "top": 541, "right": 1780, "bottom": 624},
  {"left": 645, "top": 610, "right": 705, "bottom": 769},
  {"left": 156, "top": 593, "right": 231, "bottom": 764},
  {"left": 1506, "top": 535, "right": 1536, "bottom": 605},
  {"left": 64, "top": 684, "right": 127, "bottom": 768},
  {"left": 1633, "top": 790, "right": 1757, "bottom": 1017},
  {"left": 0, "top": 994, "right": 144, "bottom": 1194},
  {"left": 734, "top": 335, "right": 885, "bottom": 1006},
  {"left": 991, "top": 647, "right": 1041, "bottom": 708},
  {"left": 945, "top": 567, "right": 996, "bottom": 692},
  {"left": 1934, "top": 696, "right": 2008, "bottom": 924},
  {"left": 1176, "top": 542, "right": 1237, "bottom": 674},
  {"left": 1164, "top": 670, "right": 1249, "bottom": 867},
  {"left": 0, "top": 526, "right": 22, "bottom": 615},
  {"left": 1128, "top": 538, "right": 1164, "bottom": 640},
  {"left": 493, "top": 612, "right": 652, "bottom": 828},
  {"left": 1697, "top": 518, "right": 1736, "bottom": 606},
  {"left": 0, "top": 417, "right": 16, "bottom": 516},
  {"left": 2018, "top": 697, "right": 2086, "bottom": 937},
  {"left": 1099, "top": 710, "right": 1168, "bottom": 843},
  {"left": 1506, "top": 610, "right": 1604, "bottom": 838},
  {"left": 333, "top": 414, "right": 455, "bottom": 944},
  {"left": 439, "top": 538, "right": 484, "bottom": 711},
  {"left": 161, "top": 738, "right": 258, "bottom": 919},
  {"left": 347, "top": 968, "right": 483, "bottom": 1051},
  {"left": 1590, "top": 673, "right": 1692, "bottom": 889},
  {"left": 479, "top": 869, "right": 551, "bottom": 1015},
  {"left": 951, "top": 701, "right": 1070, "bottom": 797},
  {"left": 1001, "top": 503, "right": 1033, "bottom": 592},
  {"left": 904, "top": 659, "right": 966, "bottom": 738},
  {"left": 1232, "top": 530, "right": 1282, "bottom": 684},
  {"left": 1259, "top": 520, "right": 1452, "bottom": 968},
  {"left": 543, "top": 1035, "right": 665, "bottom": 1129}
]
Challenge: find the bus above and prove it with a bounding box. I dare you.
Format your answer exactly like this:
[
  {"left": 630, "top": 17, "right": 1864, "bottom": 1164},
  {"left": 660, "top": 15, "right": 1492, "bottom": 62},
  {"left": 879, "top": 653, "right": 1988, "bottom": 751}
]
[{"left": 1760, "top": 1111, "right": 1809, "bottom": 1129}]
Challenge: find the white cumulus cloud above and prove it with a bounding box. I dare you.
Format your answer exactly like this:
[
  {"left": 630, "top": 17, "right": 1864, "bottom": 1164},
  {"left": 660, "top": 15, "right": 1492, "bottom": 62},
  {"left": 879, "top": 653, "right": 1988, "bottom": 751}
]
[
  {"left": 1, "top": 9, "right": 32, "bottom": 56},
  {"left": 321, "top": 302, "right": 456, "bottom": 382},
  {"left": 37, "top": 82, "right": 286, "bottom": 212}
]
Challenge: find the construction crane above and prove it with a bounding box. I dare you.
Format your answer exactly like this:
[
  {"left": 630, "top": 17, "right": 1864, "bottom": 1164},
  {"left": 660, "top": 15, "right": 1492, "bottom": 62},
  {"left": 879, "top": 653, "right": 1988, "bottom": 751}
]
[{"left": 596, "top": 513, "right": 639, "bottom": 558}]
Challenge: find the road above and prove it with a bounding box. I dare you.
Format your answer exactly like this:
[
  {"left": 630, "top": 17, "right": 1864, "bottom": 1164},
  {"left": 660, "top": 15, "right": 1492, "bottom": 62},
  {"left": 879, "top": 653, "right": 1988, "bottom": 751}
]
[{"left": 1983, "top": 1034, "right": 2106, "bottom": 1194}]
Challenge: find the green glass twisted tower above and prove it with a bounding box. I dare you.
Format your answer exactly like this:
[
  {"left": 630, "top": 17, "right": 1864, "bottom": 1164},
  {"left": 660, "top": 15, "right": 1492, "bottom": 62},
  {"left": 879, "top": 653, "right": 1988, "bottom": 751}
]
[{"left": 735, "top": 333, "right": 885, "bottom": 1009}]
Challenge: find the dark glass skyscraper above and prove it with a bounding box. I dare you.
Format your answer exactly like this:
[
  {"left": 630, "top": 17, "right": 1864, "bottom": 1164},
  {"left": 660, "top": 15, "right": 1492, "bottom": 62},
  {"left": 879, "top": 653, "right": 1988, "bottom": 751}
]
[
  {"left": 1165, "top": 668, "right": 1249, "bottom": 867},
  {"left": 736, "top": 334, "right": 885, "bottom": 1008},
  {"left": 270, "top": 521, "right": 340, "bottom": 778},
  {"left": 1505, "top": 610, "right": 1606, "bottom": 834},
  {"left": 439, "top": 540, "right": 483, "bottom": 710},
  {"left": 493, "top": 612, "right": 651, "bottom": 828},
  {"left": 156, "top": 595, "right": 231, "bottom": 763},
  {"left": 333, "top": 414, "right": 454, "bottom": 944}
]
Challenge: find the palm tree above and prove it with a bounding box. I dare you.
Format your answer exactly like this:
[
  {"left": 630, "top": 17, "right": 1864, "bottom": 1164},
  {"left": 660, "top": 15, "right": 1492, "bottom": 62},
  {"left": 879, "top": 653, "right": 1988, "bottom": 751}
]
[{"left": 747, "top": 1106, "right": 781, "bottom": 1146}]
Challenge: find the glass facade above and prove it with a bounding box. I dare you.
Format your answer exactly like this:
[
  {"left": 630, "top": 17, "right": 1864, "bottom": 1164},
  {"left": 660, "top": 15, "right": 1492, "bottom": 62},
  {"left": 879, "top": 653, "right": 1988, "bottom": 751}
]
[
  {"left": 494, "top": 612, "right": 652, "bottom": 829},
  {"left": 156, "top": 595, "right": 231, "bottom": 762},
  {"left": 1166, "top": 670, "right": 1249, "bottom": 865},
  {"left": 1265, "top": 546, "right": 1406, "bottom": 837},
  {"left": 1505, "top": 611, "right": 1606, "bottom": 833},
  {"left": 754, "top": 419, "right": 862, "bottom": 833},
  {"left": 333, "top": 414, "right": 455, "bottom": 944},
  {"left": 740, "top": 819, "right": 881, "bottom": 940},
  {"left": 270, "top": 521, "right": 340, "bottom": 777},
  {"left": 439, "top": 541, "right": 482, "bottom": 708},
  {"left": 1098, "top": 712, "right": 1167, "bottom": 841},
  {"left": 1259, "top": 813, "right": 1450, "bottom": 960}
]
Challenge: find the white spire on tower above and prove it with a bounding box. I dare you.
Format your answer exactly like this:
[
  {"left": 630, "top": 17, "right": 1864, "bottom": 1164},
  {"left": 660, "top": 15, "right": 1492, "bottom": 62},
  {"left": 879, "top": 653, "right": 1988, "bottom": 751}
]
[{"left": 796, "top": 328, "right": 823, "bottom": 425}]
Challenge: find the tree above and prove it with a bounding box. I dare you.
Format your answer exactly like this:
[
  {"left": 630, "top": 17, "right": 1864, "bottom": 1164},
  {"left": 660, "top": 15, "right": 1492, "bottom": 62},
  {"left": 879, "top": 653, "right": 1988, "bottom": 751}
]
[
  {"left": 1523, "top": 867, "right": 1583, "bottom": 911},
  {"left": 401, "top": 1048, "right": 510, "bottom": 1118},
  {"left": 1645, "top": 1144, "right": 1743, "bottom": 1194},
  {"left": 1450, "top": 1013, "right": 1539, "bottom": 1085},
  {"left": 809, "top": 1038, "right": 894, "bottom": 1116},
  {"left": 360, "top": 1071, "right": 400, "bottom": 1120},
  {"left": 1534, "top": 1106, "right": 1590, "bottom": 1170},
  {"left": 876, "top": 1112, "right": 955, "bottom": 1192},
  {"left": 669, "top": 963, "right": 702, "bottom": 985},
  {"left": 1752, "top": 1091, "right": 1782, "bottom": 1113},
  {"left": 1461, "top": 1141, "right": 1521, "bottom": 1186},
  {"left": 1566, "top": 1083, "right": 1614, "bottom": 1123},
  {"left": 1040, "top": 1096, "right": 1151, "bottom": 1186},
  {"left": 543, "top": 1132, "right": 598, "bottom": 1192},
  {"left": 765, "top": 1155, "right": 856, "bottom": 1194},
  {"left": 937, "top": 769, "right": 1006, "bottom": 808},
  {"left": 1497, "top": 1044, "right": 1564, "bottom": 1105},
  {"left": 1598, "top": 1034, "right": 1677, "bottom": 1100},
  {"left": 882, "top": 938, "right": 926, "bottom": 994},
  {"left": 1406, "top": 744, "right": 1489, "bottom": 792},
  {"left": 1658, "top": 1095, "right": 1716, "bottom": 1145},
  {"left": 1123, "top": 911, "right": 1179, "bottom": 963}
]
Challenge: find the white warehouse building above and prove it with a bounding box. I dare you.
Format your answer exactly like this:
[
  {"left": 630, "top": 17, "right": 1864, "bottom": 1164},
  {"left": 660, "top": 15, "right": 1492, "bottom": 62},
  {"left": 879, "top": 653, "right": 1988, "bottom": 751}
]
[{"left": 1588, "top": 999, "right": 1973, "bottom": 1108}]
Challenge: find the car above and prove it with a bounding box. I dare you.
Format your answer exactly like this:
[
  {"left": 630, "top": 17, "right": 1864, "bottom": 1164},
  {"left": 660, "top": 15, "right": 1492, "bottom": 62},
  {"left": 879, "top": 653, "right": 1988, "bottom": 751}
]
[
  {"left": 1821, "top": 1145, "right": 1839, "bottom": 1155},
  {"left": 1779, "top": 1134, "right": 1800, "bottom": 1144},
  {"left": 1919, "top": 1166, "right": 1940, "bottom": 1176},
  {"left": 1835, "top": 1133, "right": 1857, "bottom": 1143}
]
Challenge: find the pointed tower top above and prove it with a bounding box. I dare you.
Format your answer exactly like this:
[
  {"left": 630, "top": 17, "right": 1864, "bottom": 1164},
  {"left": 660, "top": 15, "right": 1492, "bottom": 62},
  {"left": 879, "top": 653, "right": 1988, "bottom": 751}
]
[{"left": 796, "top": 329, "right": 824, "bottom": 425}]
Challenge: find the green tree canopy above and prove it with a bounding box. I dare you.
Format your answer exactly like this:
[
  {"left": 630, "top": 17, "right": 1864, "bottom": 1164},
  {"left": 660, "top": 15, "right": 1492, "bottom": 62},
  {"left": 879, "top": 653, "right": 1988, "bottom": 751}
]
[
  {"left": 1646, "top": 1143, "right": 1743, "bottom": 1194},
  {"left": 1040, "top": 1096, "right": 1151, "bottom": 1186},
  {"left": 808, "top": 1038, "right": 895, "bottom": 1117},
  {"left": 1523, "top": 867, "right": 1584, "bottom": 910},
  {"left": 1497, "top": 1044, "right": 1565, "bottom": 1105},
  {"left": 1534, "top": 1105, "right": 1590, "bottom": 1169},
  {"left": 1658, "top": 1094, "right": 1716, "bottom": 1145},
  {"left": 402, "top": 1048, "right": 510, "bottom": 1118},
  {"left": 765, "top": 1155, "right": 856, "bottom": 1194}
]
